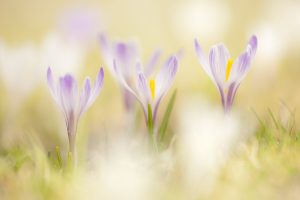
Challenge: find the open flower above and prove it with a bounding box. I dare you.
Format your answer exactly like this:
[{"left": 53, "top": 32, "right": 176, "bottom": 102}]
[
  {"left": 99, "top": 34, "right": 161, "bottom": 110},
  {"left": 113, "top": 55, "right": 178, "bottom": 130},
  {"left": 194, "top": 35, "right": 257, "bottom": 113},
  {"left": 47, "top": 67, "right": 104, "bottom": 157}
]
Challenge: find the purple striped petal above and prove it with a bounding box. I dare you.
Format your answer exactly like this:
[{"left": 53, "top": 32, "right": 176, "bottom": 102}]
[
  {"left": 137, "top": 70, "right": 151, "bottom": 103},
  {"left": 113, "top": 42, "right": 138, "bottom": 78},
  {"left": 209, "top": 44, "right": 230, "bottom": 85},
  {"left": 144, "top": 49, "right": 161, "bottom": 77},
  {"left": 79, "top": 68, "right": 104, "bottom": 117},
  {"left": 223, "top": 36, "right": 258, "bottom": 112},
  {"left": 55, "top": 74, "right": 78, "bottom": 139},
  {"left": 225, "top": 82, "right": 240, "bottom": 113},
  {"left": 216, "top": 83, "right": 226, "bottom": 112},
  {"left": 229, "top": 52, "right": 251, "bottom": 83},
  {"left": 194, "top": 39, "right": 213, "bottom": 80},
  {"left": 113, "top": 59, "right": 142, "bottom": 105},
  {"left": 114, "top": 42, "right": 138, "bottom": 63},
  {"left": 114, "top": 59, "right": 148, "bottom": 119},
  {"left": 78, "top": 77, "right": 91, "bottom": 117},
  {"left": 247, "top": 35, "right": 258, "bottom": 59},
  {"left": 136, "top": 66, "right": 151, "bottom": 119},
  {"left": 90, "top": 68, "right": 104, "bottom": 103},
  {"left": 226, "top": 36, "right": 257, "bottom": 84},
  {"left": 114, "top": 42, "right": 130, "bottom": 63},
  {"left": 153, "top": 56, "right": 178, "bottom": 121},
  {"left": 155, "top": 56, "right": 178, "bottom": 100},
  {"left": 58, "top": 74, "right": 78, "bottom": 116},
  {"left": 113, "top": 60, "right": 134, "bottom": 94},
  {"left": 228, "top": 35, "right": 257, "bottom": 84},
  {"left": 47, "top": 67, "right": 57, "bottom": 99},
  {"left": 135, "top": 60, "right": 143, "bottom": 73}
]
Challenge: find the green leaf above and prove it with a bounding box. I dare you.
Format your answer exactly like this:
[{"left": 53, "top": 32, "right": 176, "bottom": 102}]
[
  {"left": 55, "top": 146, "right": 63, "bottom": 168},
  {"left": 158, "top": 89, "right": 177, "bottom": 142},
  {"left": 147, "top": 103, "right": 154, "bottom": 136}
]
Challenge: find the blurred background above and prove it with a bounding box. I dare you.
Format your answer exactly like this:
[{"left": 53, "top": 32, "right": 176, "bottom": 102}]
[
  {"left": 0, "top": 0, "right": 299, "bottom": 149},
  {"left": 0, "top": 0, "right": 300, "bottom": 199}
]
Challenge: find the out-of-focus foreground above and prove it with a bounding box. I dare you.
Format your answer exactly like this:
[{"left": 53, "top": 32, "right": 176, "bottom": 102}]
[{"left": 0, "top": 0, "right": 300, "bottom": 199}]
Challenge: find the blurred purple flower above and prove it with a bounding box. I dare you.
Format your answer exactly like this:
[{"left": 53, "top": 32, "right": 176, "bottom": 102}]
[
  {"left": 47, "top": 67, "right": 104, "bottom": 155},
  {"left": 58, "top": 7, "right": 102, "bottom": 44},
  {"left": 99, "top": 34, "right": 161, "bottom": 110},
  {"left": 194, "top": 35, "right": 257, "bottom": 113},
  {"left": 113, "top": 55, "right": 178, "bottom": 125}
]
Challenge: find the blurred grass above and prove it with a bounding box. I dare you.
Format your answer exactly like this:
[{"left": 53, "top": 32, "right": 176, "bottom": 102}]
[{"left": 0, "top": 106, "right": 299, "bottom": 199}]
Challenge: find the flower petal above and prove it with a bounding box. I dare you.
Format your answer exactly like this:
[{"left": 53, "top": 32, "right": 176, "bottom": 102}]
[
  {"left": 78, "top": 77, "right": 91, "bottom": 117},
  {"left": 90, "top": 67, "right": 104, "bottom": 103},
  {"left": 247, "top": 35, "right": 258, "bottom": 59},
  {"left": 113, "top": 59, "right": 142, "bottom": 105},
  {"left": 153, "top": 56, "right": 178, "bottom": 120},
  {"left": 136, "top": 62, "right": 152, "bottom": 114},
  {"left": 144, "top": 49, "right": 161, "bottom": 77},
  {"left": 227, "top": 36, "right": 257, "bottom": 84},
  {"left": 209, "top": 44, "right": 230, "bottom": 85},
  {"left": 225, "top": 82, "right": 240, "bottom": 112},
  {"left": 78, "top": 67, "right": 104, "bottom": 118},
  {"left": 114, "top": 42, "right": 138, "bottom": 63},
  {"left": 155, "top": 56, "right": 178, "bottom": 100},
  {"left": 47, "top": 67, "right": 57, "bottom": 100},
  {"left": 194, "top": 39, "right": 213, "bottom": 80},
  {"left": 114, "top": 42, "right": 131, "bottom": 63},
  {"left": 113, "top": 60, "right": 147, "bottom": 118},
  {"left": 58, "top": 74, "right": 78, "bottom": 116},
  {"left": 136, "top": 69, "right": 151, "bottom": 104},
  {"left": 229, "top": 52, "right": 251, "bottom": 83},
  {"left": 113, "top": 41, "right": 138, "bottom": 78}
]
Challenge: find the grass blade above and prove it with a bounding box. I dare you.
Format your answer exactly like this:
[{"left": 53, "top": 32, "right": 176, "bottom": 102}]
[
  {"left": 55, "top": 146, "right": 63, "bottom": 168},
  {"left": 158, "top": 89, "right": 177, "bottom": 142}
]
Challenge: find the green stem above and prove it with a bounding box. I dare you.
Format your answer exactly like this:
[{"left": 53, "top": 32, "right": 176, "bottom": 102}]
[
  {"left": 147, "top": 104, "right": 154, "bottom": 136},
  {"left": 147, "top": 104, "right": 158, "bottom": 151}
]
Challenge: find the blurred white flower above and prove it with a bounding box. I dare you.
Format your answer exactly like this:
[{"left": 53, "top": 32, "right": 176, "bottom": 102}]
[
  {"left": 0, "top": 31, "right": 86, "bottom": 100},
  {"left": 40, "top": 31, "right": 85, "bottom": 76},
  {"left": 80, "top": 135, "right": 159, "bottom": 200},
  {"left": 0, "top": 41, "right": 38, "bottom": 97},
  {"left": 178, "top": 98, "right": 253, "bottom": 196}
]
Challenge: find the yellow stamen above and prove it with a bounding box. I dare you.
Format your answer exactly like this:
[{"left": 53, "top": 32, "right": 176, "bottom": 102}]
[
  {"left": 225, "top": 59, "right": 233, "bottom": 81},
  {"left": 149, "top": 79, "right": 155, "bottom": 100}
]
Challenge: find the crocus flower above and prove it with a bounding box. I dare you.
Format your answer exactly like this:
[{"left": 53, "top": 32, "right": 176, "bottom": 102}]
[
  {"left": 99, "top": 34, "right": 161, "bottom": 110},
  {"left": 113, "top": 55, "right": 178, "bottom": 133},
  {"left": 47, "top": 67, "right": 104, "bottom": 157},
  {"left": 194, "top": 35, "right": 257, "bottom": 113},
  {"left": 58, "top": 7, "right": 102, "bottom": 45}
]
